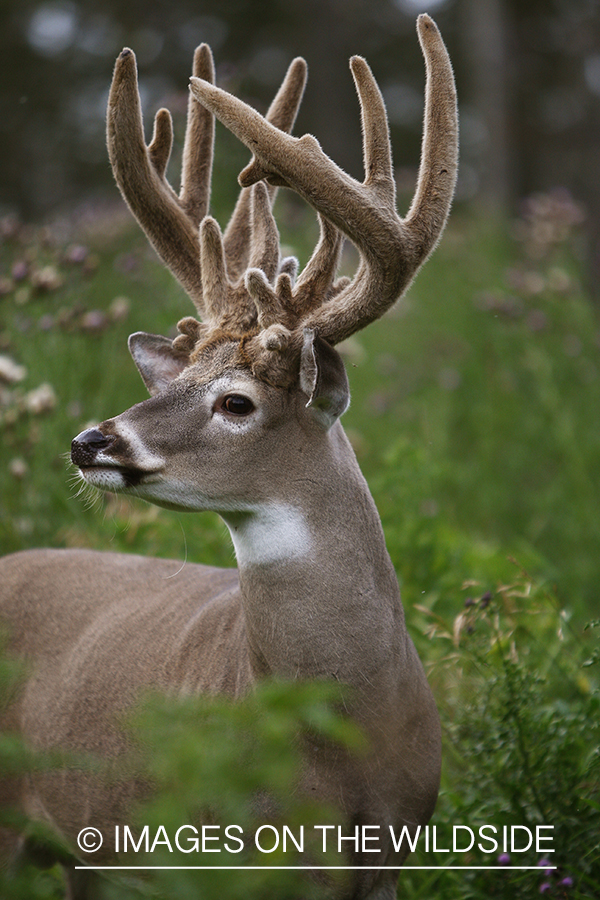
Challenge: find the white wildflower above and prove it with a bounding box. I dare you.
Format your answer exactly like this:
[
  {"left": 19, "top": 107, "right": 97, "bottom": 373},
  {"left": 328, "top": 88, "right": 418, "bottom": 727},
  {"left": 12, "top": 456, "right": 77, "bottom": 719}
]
[
  {"left": 9, "top": 458, "right": 28, "bottom": 479},
  {"left": 24, "top": 383, "right": 57, "bottom": 414},
  {"left": 0, "top": 355, "right": 27, "bottom": 384}
]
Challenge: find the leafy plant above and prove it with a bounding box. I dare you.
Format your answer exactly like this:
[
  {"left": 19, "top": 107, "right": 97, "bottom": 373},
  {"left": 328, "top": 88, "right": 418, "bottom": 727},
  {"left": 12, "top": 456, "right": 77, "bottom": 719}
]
[
  {"left": 96, "top": 679, "right": 365, "bottom": 900},
  {"left": 0, "top": 635, "right": 73, "bottom": 899},
  {"left": 2, "top": 198, "right": 599, "bottom": 899},
  {"left": 401, "top": 574, "right": 600, "bottom": 900}
]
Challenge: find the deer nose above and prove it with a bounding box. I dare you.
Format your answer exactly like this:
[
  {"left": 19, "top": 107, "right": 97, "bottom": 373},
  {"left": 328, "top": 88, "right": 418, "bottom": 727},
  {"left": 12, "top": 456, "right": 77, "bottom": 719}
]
[{"left": 71, "top": 428, "right": 115, "bottom": 467}]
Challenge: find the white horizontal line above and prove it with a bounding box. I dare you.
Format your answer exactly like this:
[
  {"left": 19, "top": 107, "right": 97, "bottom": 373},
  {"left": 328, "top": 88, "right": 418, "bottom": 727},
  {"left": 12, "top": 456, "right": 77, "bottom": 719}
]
[{"left": 75, "top": 865, "right": 556, "bottom": 871}]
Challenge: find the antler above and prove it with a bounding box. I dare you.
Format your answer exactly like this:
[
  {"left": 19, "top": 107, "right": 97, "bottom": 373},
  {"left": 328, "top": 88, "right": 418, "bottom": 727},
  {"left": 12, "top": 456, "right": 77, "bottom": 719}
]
[
  {"left": 107, "top": 44, "right": 307, "bottom": 321},
  {"left": 189, "top": 14, "right": 458, "bottom": 347}
]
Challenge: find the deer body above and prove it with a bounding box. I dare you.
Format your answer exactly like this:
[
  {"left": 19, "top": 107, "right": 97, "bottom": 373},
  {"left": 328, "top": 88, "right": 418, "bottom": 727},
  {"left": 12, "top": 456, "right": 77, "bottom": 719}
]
[
  {"left": 0, "top": 15, "right": 457, "bottom": 899},
  {"left": 1, "top": 420, "right": 438, "bottom": 871}
]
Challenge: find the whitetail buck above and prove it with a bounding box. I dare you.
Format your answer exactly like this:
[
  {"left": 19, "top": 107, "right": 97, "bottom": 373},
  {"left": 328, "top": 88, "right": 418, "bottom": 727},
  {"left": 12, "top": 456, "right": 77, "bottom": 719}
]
[{"left": 0, "top": 14, "right": 457, "bottom": 899}]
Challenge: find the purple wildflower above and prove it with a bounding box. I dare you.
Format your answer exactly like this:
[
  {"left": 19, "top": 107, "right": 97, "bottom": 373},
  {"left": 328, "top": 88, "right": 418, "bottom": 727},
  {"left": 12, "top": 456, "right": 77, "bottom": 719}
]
[
  {"left": 65, "top": 243, "right": 89, "bottom": 264},
  {"left": 479, "top": 591, "right": 492, "bottom": 608}
]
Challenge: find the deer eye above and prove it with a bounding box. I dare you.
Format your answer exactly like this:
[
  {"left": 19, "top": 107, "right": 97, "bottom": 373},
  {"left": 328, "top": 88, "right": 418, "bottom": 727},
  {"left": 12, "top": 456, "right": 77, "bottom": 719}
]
[{"left": 221, "top": 394, "right": 255, "bottom": 416}]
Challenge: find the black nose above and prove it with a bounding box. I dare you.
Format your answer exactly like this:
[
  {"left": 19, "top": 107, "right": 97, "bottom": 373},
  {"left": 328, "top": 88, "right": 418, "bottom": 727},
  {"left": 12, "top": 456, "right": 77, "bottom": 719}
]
[{"left": 71, "top": 428, "right": 114, "bottom": 467}]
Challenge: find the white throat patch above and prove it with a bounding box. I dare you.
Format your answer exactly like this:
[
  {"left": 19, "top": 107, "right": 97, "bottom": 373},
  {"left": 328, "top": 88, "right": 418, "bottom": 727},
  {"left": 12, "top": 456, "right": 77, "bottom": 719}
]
[{"left": 224, "top": 504, "right": 312, "bottom": 567}]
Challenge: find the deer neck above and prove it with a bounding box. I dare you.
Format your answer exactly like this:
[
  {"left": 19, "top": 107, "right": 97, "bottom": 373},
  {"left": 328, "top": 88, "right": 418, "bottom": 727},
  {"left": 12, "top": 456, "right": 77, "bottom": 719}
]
[{"left": 220, "top": 423, "right": 406, "bottom": 690}]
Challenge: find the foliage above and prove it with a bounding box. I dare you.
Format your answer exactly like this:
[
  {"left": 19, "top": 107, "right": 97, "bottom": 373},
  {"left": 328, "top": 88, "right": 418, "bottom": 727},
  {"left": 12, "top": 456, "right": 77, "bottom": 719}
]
[
  {"left": 0, "top": 212, "right": 234, "bottom": 565},
  {"left": 1, "top": 199, "right": 599, "bottom": 898},
  {"left": 345, "top": 190, "right": 600, "bottom": 614},
  {"left": 95, "top": 588, "right": 600, "bottom": 900},
  {"left": 0, "top": 636, "right": 76, "bottom": 899},
  {"left": 0, "top": 668, "right": 364, "bottom": 900},
  {"left": 1, "top": 577, "right": 597, "bottom": 899},
  {"left": 100, "top": 680, "right": 364, "bottom": 900},
  {"left": 2, "top": 193, "right": 600, "bottom": 614},
  {"left": 404, "top": 576, "right": 600, "bottom": 899}
]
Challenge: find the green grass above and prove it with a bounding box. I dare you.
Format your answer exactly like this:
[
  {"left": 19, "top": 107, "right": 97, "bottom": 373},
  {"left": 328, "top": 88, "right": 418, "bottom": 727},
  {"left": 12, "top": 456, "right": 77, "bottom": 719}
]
[
  {"left": 2, "top": 196, "right": 599, "bottom": 615},
  {"left": 1, "top": 194, "right": 599, "bottom": 898},
  {"left": 341, "top": 199, "right": 600, "bottom": 616}
]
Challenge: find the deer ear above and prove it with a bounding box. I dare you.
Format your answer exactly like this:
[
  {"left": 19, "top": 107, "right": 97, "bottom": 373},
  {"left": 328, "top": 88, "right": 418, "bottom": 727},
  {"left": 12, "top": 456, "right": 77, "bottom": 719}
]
[
  {"left": 299, "top": 329, "right": 350, "bottom": 429},
  {"left": 128, "top": 332, "right": 189, "bottom": 396}
]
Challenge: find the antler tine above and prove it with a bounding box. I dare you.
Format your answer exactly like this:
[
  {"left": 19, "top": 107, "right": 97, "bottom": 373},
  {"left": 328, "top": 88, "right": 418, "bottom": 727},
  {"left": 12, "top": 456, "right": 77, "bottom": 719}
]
[
  {"left": 243, "top": 211, "right": 343, "bottom": 334},
  {"left": 199, "top": 217, "right": 229, "bottom": 322},
  {"left": 189, "top": 14, "right": 458, "bottom": 346},
  {"left": 180, "top": 44, "right": 216, "bottom": 226},
  {"left": 404, "top": 19, "right": 459, "bottom": 242},
  {"left": 351, "top": 56, "right": 395, "bottom": 207},
  {"left": 107, "top": 46, "right": 216, "bottom": 314},
  {"left": 246, "top": 181, "right": 280, "bottom": 283},
  {"left": 238, "top": 56, "right": 308, "bottom": 189},
  {"left": 292, "top": 215, "right": 344, "bottom": 315},
  {"left": 222, "top": 57, "right": 307, "bottom": 283}
]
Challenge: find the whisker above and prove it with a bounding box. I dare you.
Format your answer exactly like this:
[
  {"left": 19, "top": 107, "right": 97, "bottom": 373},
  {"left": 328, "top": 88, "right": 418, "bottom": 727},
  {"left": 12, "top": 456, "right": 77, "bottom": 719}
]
[{"left": 64, "top": 457, "right": 104, "bottom": 512}]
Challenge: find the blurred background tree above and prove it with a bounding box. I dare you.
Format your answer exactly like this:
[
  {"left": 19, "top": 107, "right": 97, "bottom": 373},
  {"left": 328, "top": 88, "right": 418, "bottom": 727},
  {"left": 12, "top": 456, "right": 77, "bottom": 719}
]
[{"left": 1, "top": 0, "right": 600, "bottom": 279}]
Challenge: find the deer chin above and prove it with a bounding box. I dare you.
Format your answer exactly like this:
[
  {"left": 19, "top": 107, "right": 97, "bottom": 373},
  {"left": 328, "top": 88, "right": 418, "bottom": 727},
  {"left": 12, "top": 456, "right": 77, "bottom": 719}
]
[
  {"left": 78, "top": 464, "right": 153, "bottom": 491},
  {"left": 76, "top": 465, "right": 214, "bottom": 511}
]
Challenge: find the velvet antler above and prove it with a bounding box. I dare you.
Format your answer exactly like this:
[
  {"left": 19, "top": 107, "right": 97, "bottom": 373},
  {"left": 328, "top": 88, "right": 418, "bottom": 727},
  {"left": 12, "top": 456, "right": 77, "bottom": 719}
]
[
  {"left": 188, "top": 15, "right": 458, "bottom": 347},
  {"left": 107, "top": 45, "right": 307, "bottom": 325}
]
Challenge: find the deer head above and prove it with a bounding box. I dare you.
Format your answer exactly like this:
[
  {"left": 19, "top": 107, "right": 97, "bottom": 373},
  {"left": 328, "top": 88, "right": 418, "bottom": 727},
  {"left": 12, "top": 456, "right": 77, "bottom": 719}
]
[{"left": 72, "top": 14, "right": 457, "bottom": 515}]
